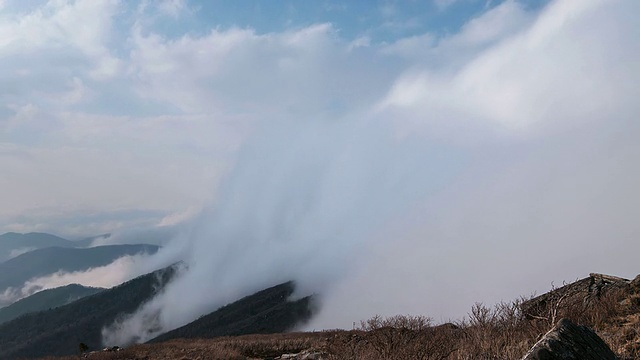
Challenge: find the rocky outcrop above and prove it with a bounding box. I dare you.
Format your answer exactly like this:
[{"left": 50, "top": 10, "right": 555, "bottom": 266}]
[
  {"left": 522, "top": 273, "right": 631, "bottom": 319},
  {"left": 587, "top": 274, "right": 631, "bottom": 298},
  {"left": 521, "top": 318, "right": 616, "bottom": 360}
]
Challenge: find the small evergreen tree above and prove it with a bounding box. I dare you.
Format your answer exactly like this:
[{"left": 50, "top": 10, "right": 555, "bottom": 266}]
[{"left": 79, "top": 342, "right": 89, "bottom": 355}]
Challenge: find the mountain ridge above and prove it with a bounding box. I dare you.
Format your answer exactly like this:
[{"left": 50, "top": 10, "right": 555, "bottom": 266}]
[
  {"left": 0, "top": 244, "right": 159, "bottom": 298},
  {"left": 0, "top": 283, "right": 103, "bottom": 325},
  {"left": 0, "top": 232, "right": 75, "bottom": 262},
  {"left": 148, "top": 281, "right": 315, "bottom": 343}
]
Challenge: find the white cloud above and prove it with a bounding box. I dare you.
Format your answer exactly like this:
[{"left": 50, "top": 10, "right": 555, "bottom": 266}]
[
  {"left": 450, "top": 0, "right": 531, "bottom": 47},
  {"left": 0, "top": 0, "right": 120, "bottom": 72},
  {"left": 0, "top": 2, "right": 400, "bottom": 237},
  {"left": 157, "top": 207, "right": 201, "bottom": 227},
  {"left": 158, "top": 0, "right": 188, "bottom": 18},
  {"left": 24, "top": 254, "right": 150, "bottom": 291},
  {"left": 59, "top": 77, "right": 88, "bottom": 104},
  {"left": 127, "top": 23, "right": 389, "bottom": 116},
  {"left": 348, "top": 35, "right": 371, "bottom": 50},
  {"left": 308, "top": 0, "right": 640, "bottom": 329},
  {"left": 378, "top": 0, "right": 640, "bottom": 136}
]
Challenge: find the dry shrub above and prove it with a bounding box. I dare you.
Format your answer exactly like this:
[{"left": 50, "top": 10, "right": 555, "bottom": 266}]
[
  {"left": 325, "top": 319, "right": 458, "bottom": 360},
  {"left": 329, "top": 291, "right": 637, "bottom": 360},
  {"left": 226, "top": 334, "right": 320, "bottom": 358},
  {"left": 591, "top": 291, "right": 640, "bottom": 359},
  {"left": 450, "top": 300, "right": 543, "bottom": 360}
]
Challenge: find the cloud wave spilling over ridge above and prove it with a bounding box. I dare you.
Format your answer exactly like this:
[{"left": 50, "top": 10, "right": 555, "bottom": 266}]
[
  {"left": 97, "top": 0, "right": 640, "bottom": 344},
  {"left": 0, "top": 0, "right": 638, "bottom": 345}
]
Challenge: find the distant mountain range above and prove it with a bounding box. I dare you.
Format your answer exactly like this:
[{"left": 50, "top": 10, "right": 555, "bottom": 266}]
[
  {"left": 0, "top": 284, "right": 103, "bottom": 325},
  {"left": 0, "top": 232, "right": 117, "bottom": 262},
  {"left": 0, "top": 232, "right": 75, "bottom": 262},
  {"left": 0, "top": 264, "right": 315, "bottom": 359},
  {"left": 0, "top": 244, "right": 159, "bottom": 306}
]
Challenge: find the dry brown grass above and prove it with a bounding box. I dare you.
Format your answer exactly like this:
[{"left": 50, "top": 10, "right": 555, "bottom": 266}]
[{"left": 44, "top": 333, "right": 328, "bottom": 360}]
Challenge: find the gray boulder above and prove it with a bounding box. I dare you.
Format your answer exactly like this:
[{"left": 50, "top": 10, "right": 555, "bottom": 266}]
[{"left": 521, "top": 318, "right": 616, "bottom": 360}]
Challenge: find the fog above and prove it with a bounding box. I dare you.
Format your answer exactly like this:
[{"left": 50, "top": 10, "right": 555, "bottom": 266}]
[
  {"left": 7, "top": 247, "right": 37, "bottom": 259},
  {"left": 100, "top": 0, "right": 640, "bottom": 344},
  {"left": 0, "top": 253, "right": 160, "bottom": 306}
]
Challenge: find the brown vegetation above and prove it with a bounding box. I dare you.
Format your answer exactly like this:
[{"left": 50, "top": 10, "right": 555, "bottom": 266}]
[{"left": 44, "top": 273, "right": 640, "bottom": 360}]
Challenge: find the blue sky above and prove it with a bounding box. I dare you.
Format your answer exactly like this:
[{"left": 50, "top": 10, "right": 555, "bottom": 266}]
[
  {"left": 1, "top": 0, "right": 551, "bottom": 43},
  {"left": 153, "top": 0, "right": 549, "bottom": 42},
  {"left": 1, "top": 0, "right": 640, "bottom": 331},
  {"left": 0, "top": 0, "right": 551, "bottom": 134}
]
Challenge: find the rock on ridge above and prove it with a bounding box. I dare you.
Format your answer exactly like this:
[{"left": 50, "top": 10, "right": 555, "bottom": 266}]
[
  {"left": 521, "top": 318, "right": 616, "bottom": 360},
  {"left": 522, "top": 273, "right": 631, "bottom": 319}
]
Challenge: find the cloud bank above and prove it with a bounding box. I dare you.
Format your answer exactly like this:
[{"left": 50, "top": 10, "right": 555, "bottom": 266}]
[
  {"left": 0, "top": 253, "right": 161, "bottom": 306},
  {"left": 97, "top": 0, "right": 640, "bottom": 344}
]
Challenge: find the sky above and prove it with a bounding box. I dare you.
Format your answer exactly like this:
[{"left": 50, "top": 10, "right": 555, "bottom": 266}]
[
  {"left": 1, "top": 0, "right": 640, "bottom": 341},
  {"left": 0, "top": 0, "right": 553, "bottom": 236}
]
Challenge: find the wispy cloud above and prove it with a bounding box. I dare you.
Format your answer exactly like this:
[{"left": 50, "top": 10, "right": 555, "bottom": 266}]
[
  {"left": 158, "top": 0, "right": 188, "bottom": 18},
  {"left": 434, "top": 0, "right": 459, "bottom": 10}
]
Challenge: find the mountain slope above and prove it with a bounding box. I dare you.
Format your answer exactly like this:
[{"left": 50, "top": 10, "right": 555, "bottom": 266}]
[
  {"left": 149, "top": 281, "right": 315, "bottom": 343},
  {"left": 0, "top": 244, "right": 159, "bottom": 294},
  {"left": 0, "top": 274, "right": 315, "bottom": 359},
  {"left": 0, "top": 232, "right": 75, "bottom": 262},
  {"left": 0, "top": 264, "right": 178, "bottom": 359},
  {"left": 0, "top": 284, "right": 103, "bottom": 325}
]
